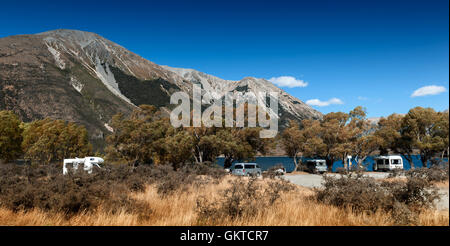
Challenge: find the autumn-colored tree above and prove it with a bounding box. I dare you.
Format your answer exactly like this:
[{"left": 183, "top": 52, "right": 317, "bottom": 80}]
[
  {"left": 319, "top": 111, "right": 356, "bottom": 170},
  {"left": 300, "top": 119, "right": 327, "bottom": 158},
  {"left": 22, "top": 118, "right": 92, "bottom": 164},
  {"left": 281, "top": 106, "right": 374, "bottom": 171},
  {"left": 399, "top": 107, "right": 448, "bottom": 167},
  {"left": 375, "top": 113, "right": 404, "bottom": 155},
  {"left": 281, "top": 106, "right": 448, "bottom": 171},
  {"left": 435, "top": 111, "right": 449, "bottom": 160},
  {"left": 0, "top": 111, "right": 23, "bottom": 163},
  {"left": 281, "top": 120, "right": 303, "bottom": 169},
  {"left": 348, "top": 107, "right": 382, "bottom": 168}
]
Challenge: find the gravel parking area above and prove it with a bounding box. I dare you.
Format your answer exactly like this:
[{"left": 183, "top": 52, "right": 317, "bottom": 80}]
[
  {"left": 284, "top": 174, "right": 324, "bottom": 189},
  {"left": 436, "top": 189, "right": 449, "bottom": 211},
  {"left": 284, "top": 172, "right": 391, "bottom": 189}
]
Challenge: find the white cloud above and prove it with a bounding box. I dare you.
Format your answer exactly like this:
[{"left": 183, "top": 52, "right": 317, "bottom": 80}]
[
  {"left": 357, "top": 96, "right": 368, "bottom": 101},
  {"left": 268, "top": 76, "right": 308, "bottom": 88},
  {"left": 411, "top": 85, "right": 447, "bottom": 97},
  {"left": 306, "top": 98, "right": 344, "bottom": 107}
]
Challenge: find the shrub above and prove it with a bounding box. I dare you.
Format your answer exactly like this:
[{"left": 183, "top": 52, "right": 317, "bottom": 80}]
[
  {"left": 196, "top": 177, "right": 295, "bottom": 225},
  {"left": 387, "top": 168, "right": 404, "bottom": 178},
  {"left": 156, "top": 162, "right": 226, "bottom": 197},
  {"left": 388, "top": 163, "right": 449, "bottom": 183},
  {"left": 0, "top": 162, "right": 226, "bottom": 216},
  {"left": 405, "top": 164, "right": 449, "bottom": 183},
  {"left": 315, "top": 173, "right": 440, "bottom": 225}
]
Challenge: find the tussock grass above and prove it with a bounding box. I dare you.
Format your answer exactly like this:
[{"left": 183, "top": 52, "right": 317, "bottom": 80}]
[{"left": 0, "top": 176, "right": 447, "bottom": 226}]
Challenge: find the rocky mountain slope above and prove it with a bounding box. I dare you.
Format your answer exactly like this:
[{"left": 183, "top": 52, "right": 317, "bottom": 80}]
[
  {"left": 0, "top": 29, "right": 322, "bottom": 148},
  {"left": 162, "top": 66, "right": 322, "bottom": 126}
]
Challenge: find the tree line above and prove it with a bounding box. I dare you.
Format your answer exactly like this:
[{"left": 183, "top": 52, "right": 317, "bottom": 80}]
[
  {"left": 0, "top": 110, "right": 92, "bottom": 164},
  {"left": 281, "top": 106, "right": 449, "bottom": 170},
  {"left": 0, "top": 105, "right": 270, "bottom": 169},
  {"left": 104, "top": 105, "right": 271, "bottom": 169},
  {"left": 0, "top": 105, "right": 448, "bottom": 170}
]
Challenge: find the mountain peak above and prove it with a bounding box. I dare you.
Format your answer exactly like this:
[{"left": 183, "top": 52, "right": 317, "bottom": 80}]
[
  {"left": 1, "top": 29, "right": 322, "bottom": 146},
  {"left": 38, "top": 29, "right": 100, "bottom": 38},
  {"left": 37, "top": 29, "right": 110, "bottom": 51}
]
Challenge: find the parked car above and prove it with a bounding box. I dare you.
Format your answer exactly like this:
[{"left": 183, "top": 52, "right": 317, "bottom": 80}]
[
  {"left": 274, "top": 167, "right": 286, "bottom": 176},
  {"left": 373, "top": 155, "right": 403, "bottom": 171},
  {"left": 305, "top": 159, "right": 327, "bottom": 174},
  {"left": 268, "top": 164, "right": 286, "bottom": 176},
  {"left": 231, "top": 163, "right": 262, "bottom": 177},
  {"left": 264, "top": 165, "right": 287, "bottom": 177}
]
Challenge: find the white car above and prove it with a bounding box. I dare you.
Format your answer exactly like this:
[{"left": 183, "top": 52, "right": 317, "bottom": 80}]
[{"left": 274, "top": 167, "right": 286, "bottom": 175}]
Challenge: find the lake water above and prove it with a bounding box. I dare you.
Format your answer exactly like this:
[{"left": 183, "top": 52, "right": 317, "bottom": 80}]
[{"left": 215, "top": 155, "right": 448, "bottom": 172}]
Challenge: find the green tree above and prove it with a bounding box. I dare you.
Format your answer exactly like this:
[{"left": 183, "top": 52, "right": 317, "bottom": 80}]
[
  {"left": 0, "top": 111, "right": 23, "bottom": 163},
  {"left": 160, "top": 129, "right": 194, "bottom": 169},
  {"left": 22, "top": 118, "right": 92, "bottom": 164},
  {"left": 105, "top": 105, "right": 170, "bottom": 165},
  {"left": 218, "top": 127, "right": 270, "bottom": 169},
  {"left": 186, "top": 126, "right": 222, "bottom": 164},
  {"left": 184, "top": 103, "right": 272, "bottom": 168},
  {"left": 106, "top": 105, "right": 197, "bottom": 168}
]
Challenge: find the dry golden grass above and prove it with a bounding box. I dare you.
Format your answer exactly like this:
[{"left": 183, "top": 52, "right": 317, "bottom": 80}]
[
  {"left": 0, "top": 176, "right": 448, "bottom": 226},
  {"left": 434, "top": 181, "right": 449, "bottom": 189}
]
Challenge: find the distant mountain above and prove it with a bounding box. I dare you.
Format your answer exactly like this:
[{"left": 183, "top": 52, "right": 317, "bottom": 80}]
[
  {"left": 367, "top": 117, "right": 382, "bottom": 125},
  {"left": 162, "top": 66, "right": 322, "bottom": 126},
  {"left": 0, "top": 29, "right": 322, "bottom": 148}
]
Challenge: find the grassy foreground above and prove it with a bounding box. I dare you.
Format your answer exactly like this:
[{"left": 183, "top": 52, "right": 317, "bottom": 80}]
[{"left": 0, "top": 176, "right": 447, "bottom": 226}]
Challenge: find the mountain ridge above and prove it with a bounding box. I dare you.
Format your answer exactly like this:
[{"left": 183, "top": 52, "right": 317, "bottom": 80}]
[{"left": 0, "top": 29, "right": 322, "bottom": 148}]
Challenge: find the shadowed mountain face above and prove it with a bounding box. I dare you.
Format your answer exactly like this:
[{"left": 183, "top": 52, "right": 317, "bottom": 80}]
[{"left": 0, "top": 29, "right": 322, "bottom": 148}]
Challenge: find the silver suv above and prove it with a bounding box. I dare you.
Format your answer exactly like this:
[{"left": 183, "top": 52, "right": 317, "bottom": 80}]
[{"left": 231, "top": 163, "right": 262, "bottom": 177}]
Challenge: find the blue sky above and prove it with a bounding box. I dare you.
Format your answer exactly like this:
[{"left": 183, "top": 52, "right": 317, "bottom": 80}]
[{"left": 1, "top": 0, "right": 448, "bottom": 117}]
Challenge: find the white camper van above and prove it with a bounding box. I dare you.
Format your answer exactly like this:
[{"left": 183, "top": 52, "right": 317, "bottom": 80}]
[
  {"left": 373, "top": 155, "right": 403, "bottom": 171},
  {"left": 63, "top": 157, "right": 104, "bottom": 175}
]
